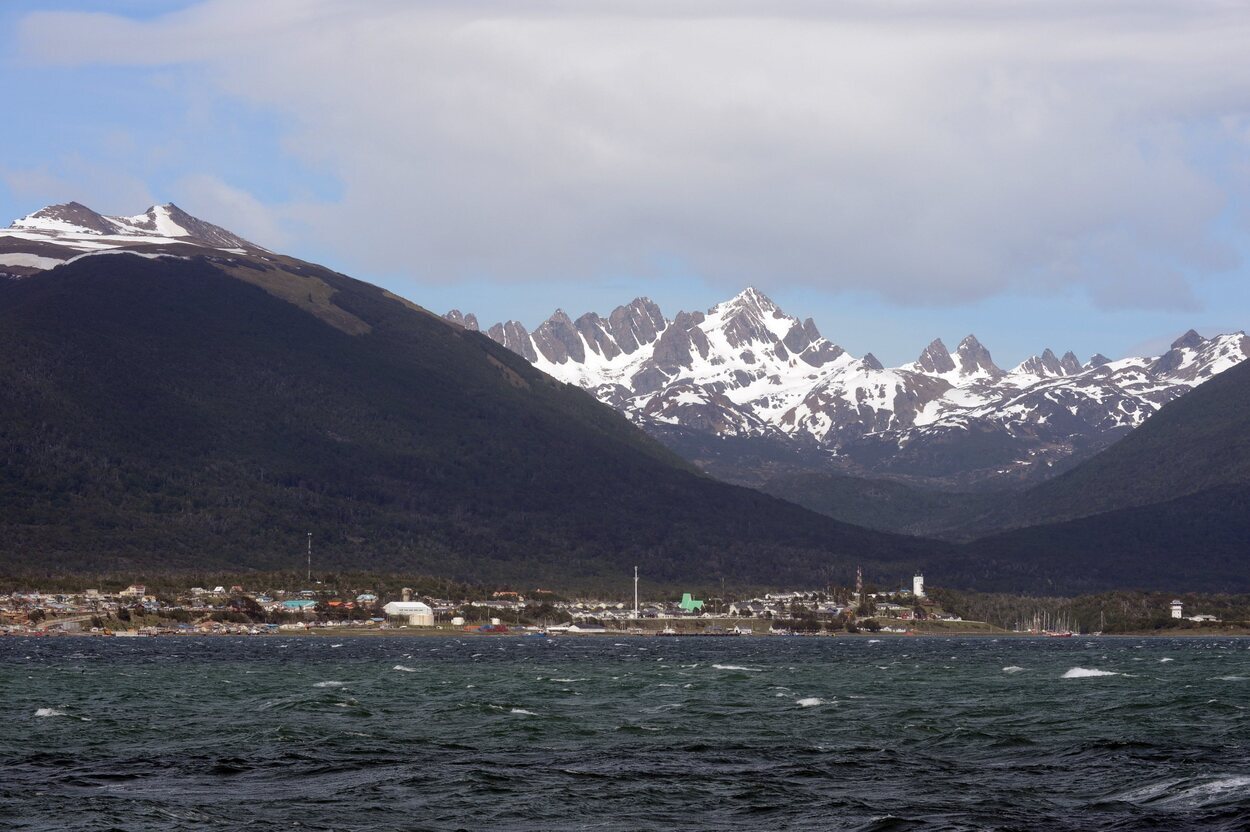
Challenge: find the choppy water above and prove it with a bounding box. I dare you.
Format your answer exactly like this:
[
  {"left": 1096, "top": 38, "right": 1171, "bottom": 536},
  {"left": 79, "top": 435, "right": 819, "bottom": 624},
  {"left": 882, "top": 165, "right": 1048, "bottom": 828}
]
[{"left": 2, "top": 635, "right": 1248, "bottom": 831}]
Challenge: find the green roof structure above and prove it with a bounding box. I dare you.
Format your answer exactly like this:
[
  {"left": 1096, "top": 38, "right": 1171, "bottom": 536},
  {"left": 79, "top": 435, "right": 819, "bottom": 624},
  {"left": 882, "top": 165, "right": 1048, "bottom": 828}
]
[{"left": 679, "top": 593, "right": 704, "bottom": 612}]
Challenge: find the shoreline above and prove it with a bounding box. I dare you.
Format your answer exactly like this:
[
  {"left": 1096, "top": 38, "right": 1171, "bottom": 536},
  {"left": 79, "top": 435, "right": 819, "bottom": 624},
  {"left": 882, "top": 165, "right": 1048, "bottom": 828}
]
[{"left": 7, "top": 626, "right": 1249, "bottom": 639}]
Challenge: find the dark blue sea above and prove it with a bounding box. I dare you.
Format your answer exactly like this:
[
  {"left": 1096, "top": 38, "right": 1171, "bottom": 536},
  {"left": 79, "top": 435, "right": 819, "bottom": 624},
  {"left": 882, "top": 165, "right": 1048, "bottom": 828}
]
[{"left": 2, "top": 635, "right": 1247, "bottom": 830}]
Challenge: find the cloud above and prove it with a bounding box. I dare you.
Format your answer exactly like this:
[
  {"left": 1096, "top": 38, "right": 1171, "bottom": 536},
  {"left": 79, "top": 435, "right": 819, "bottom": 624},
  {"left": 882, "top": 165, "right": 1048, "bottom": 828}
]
[
  {"left": 15, "top": 1, "right": 1250, "bottom": 308},
  {"left": 174, "top": 174, "right": 290, "bottom": 250},
  {"left": 1, "top": 158, "right": 155, "bottom": 222}
]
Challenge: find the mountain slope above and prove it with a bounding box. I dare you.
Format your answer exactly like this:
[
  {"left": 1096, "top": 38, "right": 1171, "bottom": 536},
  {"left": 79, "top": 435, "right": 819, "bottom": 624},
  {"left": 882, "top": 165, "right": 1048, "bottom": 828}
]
[
  {"left": 451, "top": 293, "right": 1250, "bottom": 488},
  {"left": 0, "top": 229, "right": 941, "bottom": 586},
  {"left": 940, "top": 358, "right": 1250, "bottom": 592},
  {"left": 759, "top": 472, "right": 999, "bottom": 537},
  {"left": 979, "top": 354, "right": 1250, "bottom": 531},
  {"left": 960, "top": 484, "right": 1250, "bottom": 593}
]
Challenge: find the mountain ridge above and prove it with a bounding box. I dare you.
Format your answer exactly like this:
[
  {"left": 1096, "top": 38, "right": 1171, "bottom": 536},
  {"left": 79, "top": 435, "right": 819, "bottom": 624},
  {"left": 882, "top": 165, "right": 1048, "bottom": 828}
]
[{"left": 451, "top": 289, "right": 1250, "bottom": 487}]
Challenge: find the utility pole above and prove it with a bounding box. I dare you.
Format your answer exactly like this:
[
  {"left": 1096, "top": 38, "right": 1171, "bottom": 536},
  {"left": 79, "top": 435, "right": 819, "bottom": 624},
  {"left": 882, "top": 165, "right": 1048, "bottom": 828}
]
[
  {"left": 306, "top": 532, "right": 312, "bottom": 584},
  {"left": 633, "top": 566, "right": 639, "bottom": 619}
]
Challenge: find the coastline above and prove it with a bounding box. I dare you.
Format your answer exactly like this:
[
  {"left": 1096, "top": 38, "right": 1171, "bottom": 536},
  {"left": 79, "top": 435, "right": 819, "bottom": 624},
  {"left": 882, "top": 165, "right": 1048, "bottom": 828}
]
[{"left": 8, "top": 625, "right": 1249, "bottom": 638}]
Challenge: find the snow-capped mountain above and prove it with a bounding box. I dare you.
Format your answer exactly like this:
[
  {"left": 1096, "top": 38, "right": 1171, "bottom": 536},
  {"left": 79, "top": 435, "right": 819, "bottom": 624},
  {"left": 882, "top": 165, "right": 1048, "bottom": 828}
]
[
  {"left": 0, "top": 201, "right": 261, "bottom": 276},
  {"left": 449, "top": 290, "right": 1250, "bottom": 486}
]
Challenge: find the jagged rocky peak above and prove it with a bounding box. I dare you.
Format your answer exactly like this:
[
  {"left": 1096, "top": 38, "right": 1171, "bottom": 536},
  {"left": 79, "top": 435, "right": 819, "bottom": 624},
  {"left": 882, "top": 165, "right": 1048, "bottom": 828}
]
[
  {"left": 861, "top": 352, "right": 885, "bottom": 371},
  {"left": 1087, "top": 353, "right": 1111, "bottom": 368},
  {"left": 1150, "top": 329, "right": 1215, "bottom": 377},
  {"left": 795, "top": 316, "right": 835, "bottom": 364},
  {"left": 715, "top": 286, "right": 781, "bottom": 317},
  {"left": 1017, "top": 348, "right": 1066, "bottom": 377},
  {"left": 605, "top": 297, "right": 666, "bottom": 356},
  {"left": 915, "top": 338, "right": 956, "bottom": 375},
  {"left": 954, "top": 334, "right": 1003, "bottom": 378},
  {"left": 572, "top": 311, "right": 621, "bottom": 362},
  {"left": 709, "top": 286, "right": 789, "bottom": 350},
  {"left": 486, "top": 320, "right": 536, "bottom": 362},
  {"left": 1016, "top": 348, "right": 1084, "bottom": 377},
  {"left": 444, "top": 310, "right": 479, "bottom": 331},
  {"left": 1171, "top": 329, "right": 1206, "bottom": 350},
  {"left": 531, "top": 309, "right": 586, "bottom": 364},
  {"left": 706, "top": 286, "right": 846, "bottom": 368},
  {"left": 650, "top": 309, "right": 710, "bottom": 370}
]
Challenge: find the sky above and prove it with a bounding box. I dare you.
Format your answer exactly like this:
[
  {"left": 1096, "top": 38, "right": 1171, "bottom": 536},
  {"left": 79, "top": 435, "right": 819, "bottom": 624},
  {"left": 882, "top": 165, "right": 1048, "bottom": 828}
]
[{"left": 2, "top": 1, "right": 1250, "bottom": 366}]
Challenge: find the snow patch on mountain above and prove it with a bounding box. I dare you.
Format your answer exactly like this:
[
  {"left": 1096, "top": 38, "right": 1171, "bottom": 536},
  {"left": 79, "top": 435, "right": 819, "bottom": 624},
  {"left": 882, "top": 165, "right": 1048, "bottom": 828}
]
[{"left": 0, "top": 202, "right": 263, "bottom": 277}]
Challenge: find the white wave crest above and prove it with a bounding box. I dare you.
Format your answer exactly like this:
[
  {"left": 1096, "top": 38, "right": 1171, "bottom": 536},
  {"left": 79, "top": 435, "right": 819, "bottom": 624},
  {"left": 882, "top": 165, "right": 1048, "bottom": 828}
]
[
  {"left": 712, "top": 664, "right": 763, "bottom": 672},
  {"left": 34, "top": 708, "right": 66, "bottom": 717},
  {"left": 1159, "top": 657, "right": 1174, "bottom": 663},
  {"left": 1062, "top": 667, "right": 1119, "bottom": 678},
  {"left": 1116, "top": 775, "right": 1250, "bottom": 808},
  {"left": 511, "top": 708, "right": 537, "bottom": 716},
  {"left": 313, "top": 680, "right": 346, "bottom": 688},
  {"left": 392, "top": 665, "right": 417, "bottom": 673},
  {"left": 1002, "top": 666, "right": 1026, "bottom": 673},
  {"left": 796, "top": 697, "right": 827, "bottom": 707}
]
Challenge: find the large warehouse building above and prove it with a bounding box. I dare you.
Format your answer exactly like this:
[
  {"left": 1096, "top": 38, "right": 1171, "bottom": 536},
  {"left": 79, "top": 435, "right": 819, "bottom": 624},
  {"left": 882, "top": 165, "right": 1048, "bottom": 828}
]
[{"left": 382, "top": 600, "right": 435, "bottom": 627}]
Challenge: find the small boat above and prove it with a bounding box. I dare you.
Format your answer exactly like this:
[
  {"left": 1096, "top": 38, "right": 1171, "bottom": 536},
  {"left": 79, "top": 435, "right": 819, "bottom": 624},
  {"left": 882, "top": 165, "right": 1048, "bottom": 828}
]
[{"left": 656, "top": 625, "right": 679, "bottom": 636}]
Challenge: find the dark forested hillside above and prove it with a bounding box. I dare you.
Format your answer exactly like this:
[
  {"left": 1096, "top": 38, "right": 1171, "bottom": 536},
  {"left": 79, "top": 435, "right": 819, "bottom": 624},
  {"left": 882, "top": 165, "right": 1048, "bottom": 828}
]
[
  {"left": 960, "top": 484, "right": 1250, "bottom": 593},
  {"left": 945, "top": 358, "right": 1250, "bottom": 592},
  {"left": 0, "top": 254, "right": 938, "bottom": 587},
  {"left": 972, "top": 356, "right": 1250, "bottom": 533},
  {"left": 758, "top": 472, "right": 1001, "bottom": 537}
]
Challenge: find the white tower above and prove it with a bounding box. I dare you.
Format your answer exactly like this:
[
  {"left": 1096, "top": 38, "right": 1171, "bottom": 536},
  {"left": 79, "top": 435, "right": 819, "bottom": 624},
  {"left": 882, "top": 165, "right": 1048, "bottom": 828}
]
[
  {"left": 633, "top": 566, "right": 639, "bottom": 618},
  {"left": 1170, "top": 599, "right": 1183, "bottom": 619},
  {"left": 912, "top": 572, "right": 926, "bottom": 599}
]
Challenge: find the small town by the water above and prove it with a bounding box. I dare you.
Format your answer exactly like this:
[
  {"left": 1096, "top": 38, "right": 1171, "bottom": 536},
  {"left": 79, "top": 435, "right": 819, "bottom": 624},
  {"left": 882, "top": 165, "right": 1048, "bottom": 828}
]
[{"left": 4, "top": 569, "right": 1239, "bottom": 638}]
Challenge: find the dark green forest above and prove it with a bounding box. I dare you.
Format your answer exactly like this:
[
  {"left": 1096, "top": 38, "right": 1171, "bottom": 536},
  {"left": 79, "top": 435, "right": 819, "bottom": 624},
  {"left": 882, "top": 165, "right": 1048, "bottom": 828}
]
[{"left": 0, "top": 254, "right": 940, "bottom": 588}]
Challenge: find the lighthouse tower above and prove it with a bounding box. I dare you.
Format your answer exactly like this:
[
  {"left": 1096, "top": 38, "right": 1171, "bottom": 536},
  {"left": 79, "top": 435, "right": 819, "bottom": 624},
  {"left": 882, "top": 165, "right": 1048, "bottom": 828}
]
[{"left": 912, "top": 573, "right": 926, "bottom": 599}]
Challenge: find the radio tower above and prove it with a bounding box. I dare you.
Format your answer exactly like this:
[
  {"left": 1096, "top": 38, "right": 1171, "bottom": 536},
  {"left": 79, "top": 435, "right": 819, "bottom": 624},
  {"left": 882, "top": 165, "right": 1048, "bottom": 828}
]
[
  {"left": 306, "top": 532, "right": 312, "bottom": 583},
  {"left": 633, "top": 566, "right": 639, "bottom": 618},
  {"left": 855, "top": 566, "right": 864, "bottom": 612}
]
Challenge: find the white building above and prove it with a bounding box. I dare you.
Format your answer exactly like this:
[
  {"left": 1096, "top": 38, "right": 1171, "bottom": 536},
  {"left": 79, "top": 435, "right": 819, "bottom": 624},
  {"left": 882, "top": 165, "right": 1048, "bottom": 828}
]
[
  {"left": 382, "top": 600, "right": 435, "bottom": 626},
  {"left": 1170, "top": 599, "right": 1184, "bottom": 619},
  {"left": 912, "top": 573, "right": 926, "bottom": 599}
]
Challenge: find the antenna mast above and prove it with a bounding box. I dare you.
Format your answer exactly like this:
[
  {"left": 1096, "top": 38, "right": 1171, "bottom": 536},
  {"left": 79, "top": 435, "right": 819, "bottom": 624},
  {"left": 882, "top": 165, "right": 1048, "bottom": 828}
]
[
  {"left": 633, "top": 566, "right": 639, "bottom": 618},
  {"left": 306, "top": 532, "right": 312, "bottom": 583}
]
